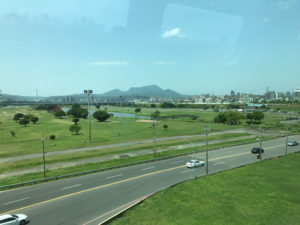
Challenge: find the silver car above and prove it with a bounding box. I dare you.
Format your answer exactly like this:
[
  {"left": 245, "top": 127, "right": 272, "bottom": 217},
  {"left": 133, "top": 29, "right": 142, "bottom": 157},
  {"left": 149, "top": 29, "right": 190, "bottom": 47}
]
[
  {"left": 0, "top": 214, "right": 29, "bottom": 225},
  {"left": 186, "top": 159, "right": 204, "bottom": 168}
]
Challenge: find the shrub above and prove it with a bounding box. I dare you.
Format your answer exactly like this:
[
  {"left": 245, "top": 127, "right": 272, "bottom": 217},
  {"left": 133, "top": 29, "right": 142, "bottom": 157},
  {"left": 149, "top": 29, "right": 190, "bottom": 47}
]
[
  {"left": 69, "top": 124, "right": 81, "bottom": 135},
  {"left": 93, "top": 110, "right": 110, "bottom": 122},
  {"left": 10, "top": 131, "right": 15, "bottom": 137},
  {"left": 50, "top": 135, "right": 56, "bottom": 140}
]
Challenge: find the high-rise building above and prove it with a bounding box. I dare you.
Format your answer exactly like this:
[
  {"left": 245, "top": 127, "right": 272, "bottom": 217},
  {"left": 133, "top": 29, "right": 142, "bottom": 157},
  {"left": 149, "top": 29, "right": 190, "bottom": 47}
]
[{"left": 294, "top": 88, "right": 300, "bottom": 100}]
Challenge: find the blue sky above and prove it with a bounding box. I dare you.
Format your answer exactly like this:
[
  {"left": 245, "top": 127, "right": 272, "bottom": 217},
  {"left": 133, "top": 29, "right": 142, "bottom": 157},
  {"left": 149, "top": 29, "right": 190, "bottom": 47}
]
[{"left": 0, "top": 0, "right": 299, "bottom": 96}]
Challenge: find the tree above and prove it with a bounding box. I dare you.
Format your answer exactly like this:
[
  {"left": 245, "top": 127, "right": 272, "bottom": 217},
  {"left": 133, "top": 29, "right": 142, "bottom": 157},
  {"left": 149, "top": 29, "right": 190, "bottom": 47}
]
[
  {"left": 151, "top": 110, "right": 160, "bottom": 120},
  {"left": 69, "top": 124, "right": 81, "bottom": 135},
  {"left": 93, "top": 110, "right": 110, "bottom": 122},
  {"left": 72, "top": 117, "right": 80, "bottom": 125},
  {"left": 67, "top": 108, "right": 88, "bottom": 119},
  {"left": 246, "top": 113, "right": 253, "bottom": 124},
  {"left": 214, "top": 111, "right": 243, "bottom": 125},
  {"left": 214, "top": 112, "right": 226, "bottom": 124},
  {"left": 71, "top": 103, "right": 81, "bottom": 109},
  {"left": 226, "top": 111, "right": 243, "bottom": 125},
  {"left": 161, "top": 102, "right": 176, "bottom": 108},
  {"left": 13, "top": 113, "right": 24, "bottom": 122},
  {"left": 19, "top": 118, "right": 30, "bottom": 127},
  {"left": 54, "top": 109, "right": 66, "bottom": 118},
  {"left": 23, "top": 115, "right": 33, "bottom": 121},
  {"left": 135, "top": 108, "right": 141, "bottom": 113},
  {"left": 30, "top": 116, "right": 39, "bottom": 124},
  {"left": 252, "top": 111, "right": 264, "bottom": 124},
  {"left": 150, "top": 104, "right": 156, "bottom": 108},
  {"left": 163, "top": 124, "right": 168, "bottom": 130},
  {"left": 95, "top": 104, "right": 101, "bottom": 109}
]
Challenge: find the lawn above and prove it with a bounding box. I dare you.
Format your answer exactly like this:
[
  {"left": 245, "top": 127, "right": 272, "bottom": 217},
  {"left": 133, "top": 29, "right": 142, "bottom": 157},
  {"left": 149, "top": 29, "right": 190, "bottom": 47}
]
[
  {"left": 109, "top": 153, "right": 300, "bottom": 225},
  {"left": 0, "top": 106, "right": 240, "bottom": 158}
]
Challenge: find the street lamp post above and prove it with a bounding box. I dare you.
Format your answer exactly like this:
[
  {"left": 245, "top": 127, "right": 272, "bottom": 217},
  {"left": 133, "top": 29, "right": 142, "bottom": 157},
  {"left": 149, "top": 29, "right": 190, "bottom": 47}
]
[
  {"left": 204, "top": 125, "right": 209, "bottom": 175},
  {"left": 84, "top": 90, "right": 93, "bottom": 144},
  {"left": 285, "top": 114, "right": 290, "bottom": 156},
  {"left": 119, "top": 96, "right": 122, "bottom": 123},
  {"left": 41, "top": 138, "right": 46, "bottom": 178},
  {"left": 152, "top": 120, "right": 156, "bottom": 157},
  {"left": 193, "top": 143, "right": 196, "bottom": 180},
  {"left": 259, "top": 126, "right": 262, "bottom": 161}
]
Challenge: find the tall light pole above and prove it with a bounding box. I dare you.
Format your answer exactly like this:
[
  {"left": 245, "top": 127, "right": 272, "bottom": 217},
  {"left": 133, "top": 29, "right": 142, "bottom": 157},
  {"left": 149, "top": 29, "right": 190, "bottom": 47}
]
[
  {"left": 152, "top": 120, "right": 156, "bottom": 157},
  {"left": 41, "top": 138, "right": 46, "bottom": 178},
  {"left": 204, "top": 125, "right": 209, "bottom": 175},
  {"left": 84, "top": 90, "right": 93, "bottom": 144}
]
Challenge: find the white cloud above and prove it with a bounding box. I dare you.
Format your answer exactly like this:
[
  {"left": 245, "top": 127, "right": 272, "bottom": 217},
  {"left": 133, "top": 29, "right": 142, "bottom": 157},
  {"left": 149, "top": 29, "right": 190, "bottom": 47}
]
[
  {"left": 154, "top": 61, "right": 178, "bottom": 65},
  {"left": 276, "top": 0, "right": 297, "bottom": 10},
  {"left": 162, "top": 27, "right": 185, "bottom": 38},
  {"left": 88, "top": 61, "right": 129, "bottom": 66}
]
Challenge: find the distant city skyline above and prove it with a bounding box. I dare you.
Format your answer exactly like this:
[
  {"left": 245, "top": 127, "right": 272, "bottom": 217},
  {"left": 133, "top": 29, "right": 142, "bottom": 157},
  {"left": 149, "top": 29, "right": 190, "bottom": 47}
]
[{"left": 0, "top": 0, "right": 299, "bottom": 97}]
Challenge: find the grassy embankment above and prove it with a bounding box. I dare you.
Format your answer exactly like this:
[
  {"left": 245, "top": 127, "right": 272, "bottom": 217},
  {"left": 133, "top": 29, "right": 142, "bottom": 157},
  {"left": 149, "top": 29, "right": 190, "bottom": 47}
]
[
  {"left": 109, "top": 153, "right": 300, "bottom": 225},
  {"left": 0, "top": 134, "right": 263, "bottom": 187},
  {"left": 0, "top": 106, "right": 295, "bottom": 187}
]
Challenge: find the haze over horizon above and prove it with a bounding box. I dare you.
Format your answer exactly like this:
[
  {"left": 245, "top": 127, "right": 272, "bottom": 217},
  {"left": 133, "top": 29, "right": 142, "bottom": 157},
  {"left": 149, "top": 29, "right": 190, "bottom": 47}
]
[{"left": 0, "top": 0, "right": 299, "bottom": 97}]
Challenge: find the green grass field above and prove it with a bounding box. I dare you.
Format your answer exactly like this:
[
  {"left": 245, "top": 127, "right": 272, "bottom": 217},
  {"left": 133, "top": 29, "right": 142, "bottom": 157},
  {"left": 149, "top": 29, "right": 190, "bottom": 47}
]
[
  {"left": 109, "top": 153, "right": 300, "bottom": 225},
  {"left": 0, "top": 105, "right": 298, "bottom": 186},
  {"left": 0, "top": 106, "right": 239, "bottom": 158}
]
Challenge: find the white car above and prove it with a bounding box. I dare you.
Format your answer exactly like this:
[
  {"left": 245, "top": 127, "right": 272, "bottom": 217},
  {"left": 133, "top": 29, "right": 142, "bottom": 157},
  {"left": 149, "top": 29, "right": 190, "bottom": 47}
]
[
  {"left": 0, "top": 214, "right": 29, "bottom": 225},
  {"left": 186, "top": 159, "right": 204, "bottom": 168}
]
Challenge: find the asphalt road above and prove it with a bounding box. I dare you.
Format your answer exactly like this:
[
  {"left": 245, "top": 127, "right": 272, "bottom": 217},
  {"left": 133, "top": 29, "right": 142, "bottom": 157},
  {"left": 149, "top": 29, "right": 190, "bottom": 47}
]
[{"left": 0, "top": 135, "right": 299, "bottom": 225}]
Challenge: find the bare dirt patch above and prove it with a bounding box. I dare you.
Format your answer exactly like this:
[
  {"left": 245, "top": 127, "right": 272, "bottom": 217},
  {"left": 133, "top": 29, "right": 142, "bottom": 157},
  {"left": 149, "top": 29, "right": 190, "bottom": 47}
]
[{"left": 136, "top": 120, "right": 159, "bottom": 123}]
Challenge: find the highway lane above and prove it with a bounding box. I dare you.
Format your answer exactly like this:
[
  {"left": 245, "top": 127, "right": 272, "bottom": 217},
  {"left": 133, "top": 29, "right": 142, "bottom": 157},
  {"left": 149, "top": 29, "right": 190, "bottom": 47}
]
[{"left": 0, "top": 135, "right": 299, "bottom": 224}]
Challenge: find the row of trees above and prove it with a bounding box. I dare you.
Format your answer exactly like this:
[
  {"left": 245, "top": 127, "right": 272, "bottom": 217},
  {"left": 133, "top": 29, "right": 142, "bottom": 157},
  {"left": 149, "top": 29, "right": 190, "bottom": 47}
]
[
  {"left": 13, "top": 113, "right": 39, "bottom": 127},
  {"left": 214, "top": 111, "right": 265, "bottom": 125}
]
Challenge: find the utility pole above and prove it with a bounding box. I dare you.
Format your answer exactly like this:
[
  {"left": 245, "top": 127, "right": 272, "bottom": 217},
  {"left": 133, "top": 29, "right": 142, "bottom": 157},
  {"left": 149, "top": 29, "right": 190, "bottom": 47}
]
[
  {"left": 152, "top": 120, "right": 156, "bottom": 157},
  {"left": 259, "top": 126, "right": 262, "bottom": 161},
  {"left": 119, "top": 96, "right": 122, "bottom": 123},
  {"left": 285, "top": 113, "right": 290, "bottom": 156},
  {"left": 204, "top": 125, "right": 209, "bottom": 175},
  {"left": 84, "top": 90, "right": 93, "bottom": 144},
  {"left": 193, "top": 144, "right": 196, "bottom": 180},
  {"left": 41, "top": 138, "right": 46, "bottom": 178}
]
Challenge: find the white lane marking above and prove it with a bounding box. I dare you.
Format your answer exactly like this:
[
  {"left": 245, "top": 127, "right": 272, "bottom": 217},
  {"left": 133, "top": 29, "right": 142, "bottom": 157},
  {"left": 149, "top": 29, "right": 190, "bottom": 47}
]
[
  {"left": 171, "top": 160, "right": 183, "bottom": 164},
  {"left": 181, "top": 170, "right": 192, "bottom": 174},
  {"left": 106, "top": 174, "right": 123, "bottom": 180},
  {"left": 215, "top": 162, "right": 225, "bottom": 166},
  {"left": 4, "top": 197, "right": 30, "bottom": 205},
  {"left": 142, "top": 166, "right": 155, "bottom": 171},
  {"left": 61, "top": 184, "right": 82, "bottom": 190}
]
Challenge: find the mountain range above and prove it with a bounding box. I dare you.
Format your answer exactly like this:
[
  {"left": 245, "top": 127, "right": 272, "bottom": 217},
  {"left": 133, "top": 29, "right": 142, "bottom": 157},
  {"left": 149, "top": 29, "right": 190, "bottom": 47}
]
[
  {"left": 101, "top": 85, "right": 183, "bottom": 98},
  {"left": 1, "top": 85, "right": 186, "bottom": 102}
]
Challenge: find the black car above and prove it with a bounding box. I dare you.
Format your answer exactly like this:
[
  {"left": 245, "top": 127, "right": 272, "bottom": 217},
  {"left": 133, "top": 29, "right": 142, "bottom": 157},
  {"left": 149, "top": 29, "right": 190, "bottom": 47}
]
[
  {"left": 288, "top": 141, "right": 299, "bottom": 146},
  {"left": 251, "top": 147, "right": 264, "bottom": 154}
]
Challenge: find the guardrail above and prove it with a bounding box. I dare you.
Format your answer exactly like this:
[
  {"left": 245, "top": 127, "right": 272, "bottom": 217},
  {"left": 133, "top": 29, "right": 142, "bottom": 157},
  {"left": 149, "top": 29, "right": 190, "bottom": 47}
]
[{"left": 0, "top": 139, "right": 267, "bottom": 190}]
